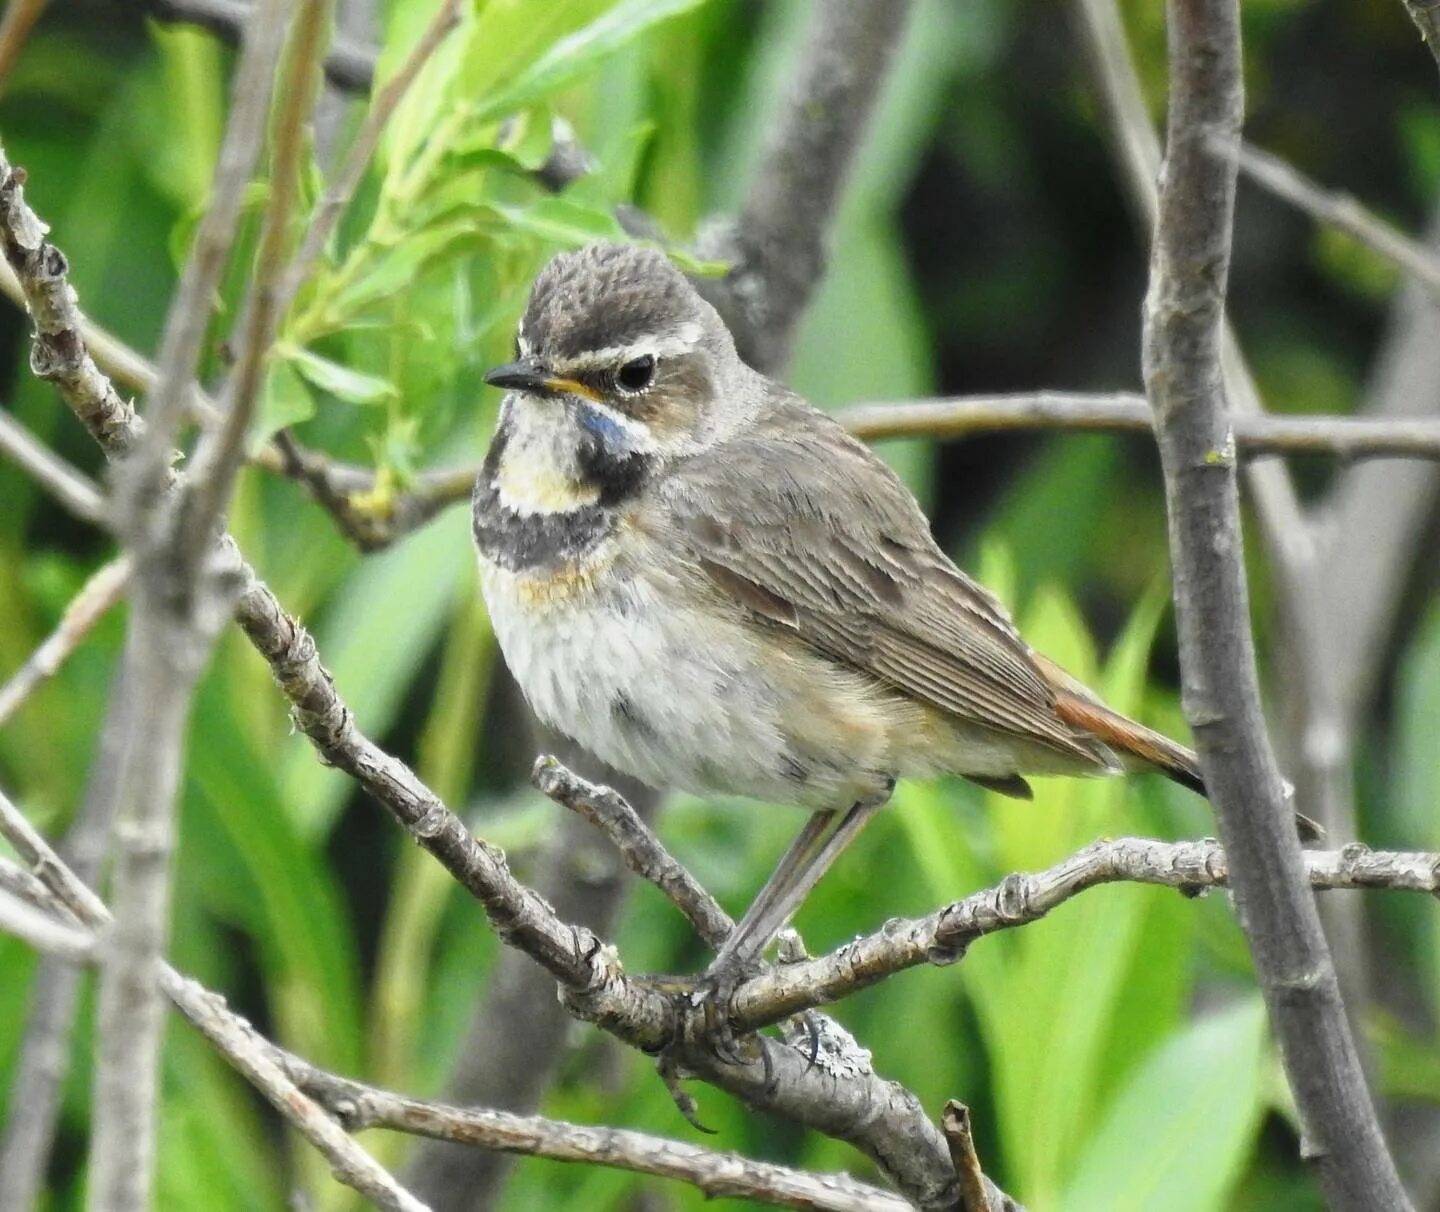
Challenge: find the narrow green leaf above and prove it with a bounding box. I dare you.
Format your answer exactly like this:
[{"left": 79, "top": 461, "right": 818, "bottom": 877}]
[
  {"left": 249, "top": 356, "right": 315, "bottom": 453},
  {"left": 470, "top": 0, "right": 711, "bottom": 122},
  {"left": 280, "top": 343, "right": 399, "bottom": 406},
  {"left": 1063, "top": 997, "right": 1270, "bottom": 1212},
  {"left": 489, "top": 196, "right": 629, "bottom": 245}
]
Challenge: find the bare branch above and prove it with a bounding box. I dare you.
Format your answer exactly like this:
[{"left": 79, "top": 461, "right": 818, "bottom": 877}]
[
  {"left": 0, "top": 556, "right": 131, "bottom": 728},
  {"left": 730, "top": 838, "right": 1440, "bottom": 1030},
  {"left": 943, "top": 1101, "right": 1021, "bottom": 1212},
  {"left": 1400, "top": 0, "right": 1440, "bottom": 77},
  {"left": 0, "top": 856, "right": 67, "bottom": 917},
  {"left": 837, "top": 394, "right": 1440, "bottom": 459},
  {"left": 161, "top": 971, "right": 431, "bottom": 1212},
  {"left": 0, "top": 677, "right": 129, "bottom": 1209},
  {"left": 0, "top": 887, "right": 93, "bottom": 961},
  {"left": 265, "top": 392, "right": 1440, "bottom": 555},
  {"left": 0, "top": 171, "right": 142, "bottom": 457},
  {"left": 87, "top": 3, "right": 292, "bottom": 1205},
  {"left": 120, "top": 0, "right": 288, "bottom": 511},
  {"left": 281, "top": 0, "right": 461, "bottom": 311},
  {"left": 149, "top": 0, "right": 376, "bottom": 92},
  {"left": 699, "top": 0, "right": 913, "bottom": 372},
  {"left": 0, "top": 406, "right": 106, "bottom": 524},
  {"left": 532, "top": 755, "right": 733, "bottom": 950},
  {"left": 1144, "top": 1, "right": 1410, "bottom": 1206},
  {"left": 292, "top": 1062, "right": 912, "bottom": 1212},
  {"left": 1072, "top": 0, "right": 1374, "bottom": 1044},
  {"left": 0, "top": 0, "right": 49, "bottom": 96},
  {"left": 1228, "top": 138, "right": 1440, "bottom": 298},
  {"left": 0, "top": 786, "right": 431, "bottom": 1212},
  {"left": 177, "top": 0, "right": 338, "bottom": 560}
]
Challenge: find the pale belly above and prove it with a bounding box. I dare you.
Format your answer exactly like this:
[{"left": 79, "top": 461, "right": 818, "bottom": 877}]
[{"left": 478, "top": 554, "right": 905, "bottom": 809}]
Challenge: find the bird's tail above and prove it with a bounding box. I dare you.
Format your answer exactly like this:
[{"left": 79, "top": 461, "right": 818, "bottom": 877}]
[{"left": 1035, "top": 655, "right": 1324, "bottom": 841}]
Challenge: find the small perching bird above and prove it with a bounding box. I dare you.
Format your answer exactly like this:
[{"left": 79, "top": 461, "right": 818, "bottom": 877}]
[{"left": 473, "top": 242, "right": 1310, "bottom": 999}]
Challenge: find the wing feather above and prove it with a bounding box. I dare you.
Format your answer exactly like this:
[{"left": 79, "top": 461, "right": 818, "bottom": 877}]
[{"left": 651, "top": 399, "right": 1103, "bottom": 765}]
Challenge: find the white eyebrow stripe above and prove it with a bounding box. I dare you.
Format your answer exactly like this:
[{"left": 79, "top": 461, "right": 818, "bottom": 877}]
[{"left": 551, "top": 324, "right": 704, "bottom": 372}]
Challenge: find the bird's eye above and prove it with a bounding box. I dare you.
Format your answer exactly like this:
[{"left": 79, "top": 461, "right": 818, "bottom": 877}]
[{"left": 616, "top": 354, "right": 656, "bottom": 394}]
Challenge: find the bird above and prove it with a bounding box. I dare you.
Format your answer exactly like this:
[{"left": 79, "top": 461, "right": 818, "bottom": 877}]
[{"left": 472, "top": 241, "right": 1313, "bottom": 998}]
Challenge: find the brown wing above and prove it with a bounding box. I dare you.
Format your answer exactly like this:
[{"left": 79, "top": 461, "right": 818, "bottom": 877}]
[{"left": 652, "top": 398, "right": 1106, "bottom": 765}]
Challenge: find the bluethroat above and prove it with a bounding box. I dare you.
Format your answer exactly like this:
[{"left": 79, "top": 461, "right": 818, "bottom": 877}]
[{"left": 473, "top": 242, "right": 1315, "bottom": 996}]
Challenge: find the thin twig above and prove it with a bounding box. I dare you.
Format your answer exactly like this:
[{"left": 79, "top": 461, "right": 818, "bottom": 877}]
[
  {"left": 1401, "top": 0, "right": 1440, "bottom": 77},
  {"left": 291, "top": 1062, "right": 911, "bottom": 1212},
  {"left": 1144, "top": 1, "right": 1410, "bottom": 1206},
  {"left": 698, "top": 0, "right": 914, "bottom": 373},
  {"left": 837, "top": 394, "right": 1440, "bottom": 459},
  {"left": 273, "top": 393, "right": 1440, "bottom": 554},
  {"left": 0, "top": 671, "right": 129, "bottom": 1209},
  {"left": 0, "top": 886, "right": 93, "bottom": 961},
  {"left": 942, "top": 1101, "right": 1020, "bottom": 1212},
  {"left": 532, "top": 755, "right": 733, "bottom": 949},
  {"left": 729, "top": 837, "right": 1440, "bottom": 1031},
  {"left": 0, "top": 0, "right": 50, "bottom": 97},
  {"left": 0, "top": 785, "right": 431, "bottom": 1212},
  {"left": 1228, "top": 138, "right": 1440, "bottom": 298},
  {"left": 149, "top": 0, "right": 376, "bottom": 92},
  {"left": 0, "top": 556, "right": 131, "bottom": 728},
  {"left": 87, "top": 3, "right": 291, "bottom": 1205},
  {"left": 0, "top": 407, "right": 106, "bottom": 524},
  {"left": 0, "top": 855, "right": 66, "bottom": 917},
  {"left": 177, "top": 0, "right": 338, "bottom": 562},
  {"left": 281, "top": 0, "right": 461, "bottom": 311},
  {"left": 0, "top": 172, "right": 143, "bottom": 457}
]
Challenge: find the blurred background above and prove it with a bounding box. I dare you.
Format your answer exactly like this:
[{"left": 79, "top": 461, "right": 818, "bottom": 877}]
[{"left": 1, "top": 0, "right": 1438, "bottom": 1208}]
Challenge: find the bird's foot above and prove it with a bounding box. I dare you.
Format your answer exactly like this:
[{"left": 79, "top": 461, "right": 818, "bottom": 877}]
[{"left": 637, "top": 955, "right": 766, "bottom": 1067}]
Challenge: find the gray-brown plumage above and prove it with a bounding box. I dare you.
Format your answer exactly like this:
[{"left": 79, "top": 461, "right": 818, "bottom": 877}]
[{"left": 473, "top": 242, "right": 1302, "bottom": 983}]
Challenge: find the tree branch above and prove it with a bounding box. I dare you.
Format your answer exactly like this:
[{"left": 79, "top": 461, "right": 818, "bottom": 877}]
[
  {"left": 148, "top": 0, "right": 377, "bottom": 92},
  {"left": 86, "top": 3, "right": 291, "bottom": 1205},
  {"left": 1401, "top": 0, "right": 1440, "bottom": 76},
  {"left": 837, "top": 394, "right": 1440, "bottom": 458},
  {"left": 1228, "top": 138, "right": 1440, "bottom": 298},
  {"left": 698, "top": 0, "right": 913, "bottom": 372},
  {"left": 0, "top": 406, "right": 106, "bottom": 526},
  {"left": 1073, "top": 0, "right": 1376, "bottom": 1071},
  {"left": 729, "top": 837, "right": 1440, "bottom": 1031},
  {"left": 292, "top": 1063, "right": 913, "bottom": 1212},
  {"left": 0, "top": 555, "right": 130, "bottom": 728},
  {"left": 256, "top": 394, "right": 1440, "bottom": 554},
  {"left": 0, "top": 786, "right": 926, "bottom": 1212},
  {"left": 532, "top": 754, "right": 733, "bottom": 950},
  {"left": 0, "top": 784, "right": 432, "bottom": 1212},
  {"left": 176, "top": 0, "right": 338, "bottom": 562},
  {"left": 1143, "top": 1, "right": 1410, "bottom": 1206}
]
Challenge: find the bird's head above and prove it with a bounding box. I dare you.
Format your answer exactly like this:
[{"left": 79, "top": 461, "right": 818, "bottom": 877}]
[{"left": 484, "top": 242, "right": 743, "bottom": 462}]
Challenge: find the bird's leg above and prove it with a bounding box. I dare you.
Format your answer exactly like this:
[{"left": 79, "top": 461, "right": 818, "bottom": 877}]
[
  {"left": 686, "top": 782, "right": 894, "bottom": 1065},
  {"left": 710, "top": 783, "right": 892, "bottom": 979},
  {"left": 711, "top": 807, "right": 834, "bottom": 975}
]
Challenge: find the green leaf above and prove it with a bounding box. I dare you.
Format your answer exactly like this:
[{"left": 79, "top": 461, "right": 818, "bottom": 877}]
[
  {"left": 280, "top": 342, "right": 399, "bottom": 406},
  {"left": 249, "top": 356, "right": 314, "bottom": 453},
  {"left": 467, "top": 0, "right": 711, "bottom": 122},
  {"left": 326, "top": 221, "right": 485, "bottom": 322},
  {"left": 489, "top": 196, "right": 629, "bottom": 245},
  {"left": 1063, "top": 996, "right": 1271, "bottom": 1212}
]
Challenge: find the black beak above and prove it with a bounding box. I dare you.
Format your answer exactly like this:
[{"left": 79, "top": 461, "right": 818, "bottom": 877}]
[{"left": 484, "top": 358, "right": 553, "bottom": 395}]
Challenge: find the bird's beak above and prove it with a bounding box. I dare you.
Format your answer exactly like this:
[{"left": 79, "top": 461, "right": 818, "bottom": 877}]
[{"left": 484, "top": 358, "right": 598, "bottom": 401}]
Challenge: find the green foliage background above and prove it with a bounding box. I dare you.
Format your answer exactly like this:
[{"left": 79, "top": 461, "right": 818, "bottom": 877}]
[{"left": 0, "top": 0, "right": 1437, "bottom": 1208}]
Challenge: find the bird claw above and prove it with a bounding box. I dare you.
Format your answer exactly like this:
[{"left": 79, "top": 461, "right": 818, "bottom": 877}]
[{"left": 636, "top": 957, "right": 765, "bottom": 1067}]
